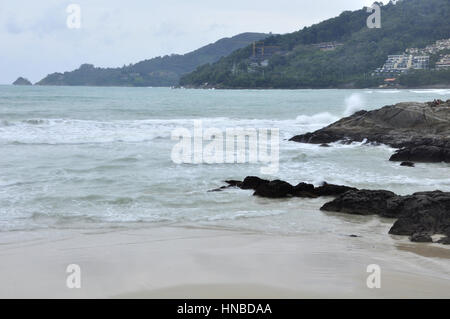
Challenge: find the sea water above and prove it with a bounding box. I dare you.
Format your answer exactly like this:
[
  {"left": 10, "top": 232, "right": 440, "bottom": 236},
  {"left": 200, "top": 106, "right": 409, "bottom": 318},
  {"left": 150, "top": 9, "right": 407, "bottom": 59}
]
[{"left": 0, "top": 86, "right": 449, "bottom": 234}]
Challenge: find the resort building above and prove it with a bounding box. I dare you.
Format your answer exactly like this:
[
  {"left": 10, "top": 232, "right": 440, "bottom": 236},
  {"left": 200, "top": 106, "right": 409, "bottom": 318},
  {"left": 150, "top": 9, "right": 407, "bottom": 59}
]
[
  {"left": 436, "top": 54, "right": 450, "bottom": 69},
  {"left": 373, "top": 54, "right": 429, "bottom": 75}
]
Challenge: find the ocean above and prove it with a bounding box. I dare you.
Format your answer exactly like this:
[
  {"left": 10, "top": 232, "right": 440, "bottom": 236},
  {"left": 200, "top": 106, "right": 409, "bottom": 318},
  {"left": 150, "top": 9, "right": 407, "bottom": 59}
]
[{"left": 1, "top": 86, "right": 450, "bottom": 235}]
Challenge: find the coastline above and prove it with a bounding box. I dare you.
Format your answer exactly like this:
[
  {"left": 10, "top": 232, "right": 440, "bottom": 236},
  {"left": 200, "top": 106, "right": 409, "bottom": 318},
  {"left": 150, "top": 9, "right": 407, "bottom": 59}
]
[
  {"left": 1, "top": 222, "right": 449, "bottom": 299},
  {"left": 5, "top": 83, "right": 450, "bottom": 90}
]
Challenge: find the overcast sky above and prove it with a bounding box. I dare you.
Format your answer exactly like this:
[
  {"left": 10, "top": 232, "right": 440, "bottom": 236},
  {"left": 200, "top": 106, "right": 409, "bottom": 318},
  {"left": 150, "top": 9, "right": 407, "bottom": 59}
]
[{"left": 0, "top": 0, "right": 389, "bottom": 84}]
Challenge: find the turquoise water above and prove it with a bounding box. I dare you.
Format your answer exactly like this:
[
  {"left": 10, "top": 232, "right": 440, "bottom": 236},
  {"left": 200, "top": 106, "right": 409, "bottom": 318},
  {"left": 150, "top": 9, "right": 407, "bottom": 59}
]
[{"left": 0, "top": 86, "right": 449, "bottom": 232}]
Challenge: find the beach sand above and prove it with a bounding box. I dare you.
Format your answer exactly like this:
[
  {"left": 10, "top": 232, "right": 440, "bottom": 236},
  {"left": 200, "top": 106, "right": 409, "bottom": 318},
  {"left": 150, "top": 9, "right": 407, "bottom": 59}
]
[{"left": 0, "top": 225, "right": 449, "bottom": 298}]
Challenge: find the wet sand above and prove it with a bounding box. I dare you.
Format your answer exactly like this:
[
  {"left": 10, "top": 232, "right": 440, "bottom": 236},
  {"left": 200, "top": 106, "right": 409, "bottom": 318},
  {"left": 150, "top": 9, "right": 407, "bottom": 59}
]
[{"left": 0, "top": 225, "right": 449, "bottom": 298}]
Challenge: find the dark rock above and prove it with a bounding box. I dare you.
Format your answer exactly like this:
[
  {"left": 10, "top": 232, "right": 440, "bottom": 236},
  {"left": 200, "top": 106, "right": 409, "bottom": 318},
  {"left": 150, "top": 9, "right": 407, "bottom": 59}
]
[
  {"left": 253, "top": 180, "right": 294, "bottom": 198},
  {"left": 240, "top": 176, "right": 270, "bottom": 190},
  {"left": 208, "top": 186, "right": 230, "bottom": 192},
  {"left": 293, "top": 191, "right": 319, "bottom": 198},
  {"left": 409, "top": 232, "right": 433, "bottom": 243},
  {"left": 291, "top": 182, "right": 317, "bottom": 198},
  {"left": 313, "top": 182, "right": 358, "bottom": 196},
  {"left": 400, "top": 161, "right": 415, "bottom": 167},
  {"left": 320, "top": 188, "right": 450, "bottom": 245},
  {"left": 225, "top": 180, "right": 243, "bottom": 187},
  {"left": 320, "top": 143, "right": 331, "bottom": 147},
  {"left": 390, "top": 146, "right": 450, "bottom": 163},
  {"left": 349, "top": 234, "right": 360, "bottom": 238},
  {"left": 388, "top": 192, "right": 450, "bottom": 236},
  {"left": 437, "top": 237, "right": 450, "bottom": 245},
  {"left": 290, "top": 101, "right": 450, "bottom": 163},
  {"left": 321, "top": 190, "right": 397, "bottom": 215}
]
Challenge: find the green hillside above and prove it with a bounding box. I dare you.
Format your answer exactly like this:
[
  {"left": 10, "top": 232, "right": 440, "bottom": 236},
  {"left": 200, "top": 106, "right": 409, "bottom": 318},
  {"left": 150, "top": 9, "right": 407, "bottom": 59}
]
[
  {"left": 36, "top": 32, "right": 270, "bottom": 87},
  {"left": 180, "top": 0, "right": 450, "bottom": 88}
]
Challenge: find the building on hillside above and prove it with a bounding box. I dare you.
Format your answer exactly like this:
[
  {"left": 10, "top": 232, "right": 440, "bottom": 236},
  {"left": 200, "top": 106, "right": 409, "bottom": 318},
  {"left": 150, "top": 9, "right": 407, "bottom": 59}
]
[
  {"left": 412, "top": 56, "right": 430, "bottom": 69},
  {"left": 407, "top": 38, "right": 450, "bottom": 55},
  {"left": 436, "top": 54, "right": 450, "bottom": 69},
  {"left": 251, "top": 41, "right": 281, "bottom": 62},
  {"left": 372, "top": 54, "right": 429, "bottom": 76}
]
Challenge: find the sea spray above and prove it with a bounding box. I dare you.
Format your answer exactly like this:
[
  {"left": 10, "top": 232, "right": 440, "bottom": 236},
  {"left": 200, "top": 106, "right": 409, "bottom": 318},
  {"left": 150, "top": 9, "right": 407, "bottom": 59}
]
[{"left": 343, "top": 93, "right": 366, "bottom": 117}]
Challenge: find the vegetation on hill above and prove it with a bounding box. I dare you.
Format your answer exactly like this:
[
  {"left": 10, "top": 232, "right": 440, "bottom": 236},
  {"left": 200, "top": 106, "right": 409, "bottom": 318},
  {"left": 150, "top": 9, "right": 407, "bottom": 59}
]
[
  {"left": 180, "top": 0, "right": 450, "bottom": 88},
  {"left": 36, "top": 33, "right": 270, "bottom": 87}
]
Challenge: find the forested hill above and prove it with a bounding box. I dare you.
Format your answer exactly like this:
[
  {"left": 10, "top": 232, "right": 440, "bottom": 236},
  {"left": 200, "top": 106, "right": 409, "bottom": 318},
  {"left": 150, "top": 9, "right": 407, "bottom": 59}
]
[
  {"left": 36, "top": 32, "right": 270, "bottom": 87},
  {"left": 180, "top": 0, "right": 450, "bottom": 89}
]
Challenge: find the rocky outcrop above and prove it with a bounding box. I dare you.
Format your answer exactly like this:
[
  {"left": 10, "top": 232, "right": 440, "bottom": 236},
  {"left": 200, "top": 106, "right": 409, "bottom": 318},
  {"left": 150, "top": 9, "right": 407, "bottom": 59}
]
[
  {"left": 290, "top": 100, "right": 450, "bottom": 163},
  {"left": 321, "top": 190, "right": 450, "bottom": 244},
  {"left": 212, "top": 177, "right": 450, "bottom": 244},
  {"left": 215, "top": 177, "right": 358, "bottom": 199},
  {"left": 321, "top": 190, "right": 397, "bottom": 215},
  {"left": 410, "top": 233, "right": 433, "bottom": 243},
  {"left": 240, "top": 176, "right": 270, "bottom": 190},
  {"left": 313, "top": 182, "right": 357, "bottom": 196},
  {"left": 390, "top": 145, "right": 450, "bottom": 163},
  {"left": 12, "top": 77, "right": 32, "bottom": 85},
  {"left": 253, "top": 180, "right": 294, "bottom": 198}
]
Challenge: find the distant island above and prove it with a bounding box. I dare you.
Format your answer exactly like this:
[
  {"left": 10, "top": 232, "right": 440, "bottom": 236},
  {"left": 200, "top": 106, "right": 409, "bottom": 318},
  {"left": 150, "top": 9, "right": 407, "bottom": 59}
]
[
  {"left": 12, "top": 77, "right": 32, "bottom": 86},
  {"left": 180, "top": 0, "right": 450, "bottom": 89},
  {"left": 35, "top": 33, "right": 270, "bottom": 87}
]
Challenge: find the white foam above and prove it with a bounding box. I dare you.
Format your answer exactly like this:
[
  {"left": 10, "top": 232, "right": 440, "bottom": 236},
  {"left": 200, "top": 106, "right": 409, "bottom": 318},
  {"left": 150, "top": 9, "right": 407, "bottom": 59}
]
[
  {"left": 376, "top": 90, "right": 401, "bottom": 94},
  {"left": 409, "top": 89, "right": 450, "bottom": 95},
  {"left": 343, "top": 93, "right": 366, "bottom": 116},
  {"left": 0, "top": 117, "right": 316, "bottom": 145}
]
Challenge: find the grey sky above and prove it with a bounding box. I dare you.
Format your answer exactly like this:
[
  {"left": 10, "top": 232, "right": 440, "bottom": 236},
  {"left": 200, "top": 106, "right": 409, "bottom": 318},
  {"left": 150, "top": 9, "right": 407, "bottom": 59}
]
[{"left": 0, "top": 0, "right": 389, "bottom": 84}]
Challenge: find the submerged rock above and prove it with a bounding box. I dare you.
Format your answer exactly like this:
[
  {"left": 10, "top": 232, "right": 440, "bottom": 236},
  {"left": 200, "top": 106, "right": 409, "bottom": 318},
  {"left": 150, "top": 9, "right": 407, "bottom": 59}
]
[
  {"left": 400, "top": 161, "right": 415, "bottom": 167},
  {"left": 225, "top": 180, "right": 243, "bottom": 187}
]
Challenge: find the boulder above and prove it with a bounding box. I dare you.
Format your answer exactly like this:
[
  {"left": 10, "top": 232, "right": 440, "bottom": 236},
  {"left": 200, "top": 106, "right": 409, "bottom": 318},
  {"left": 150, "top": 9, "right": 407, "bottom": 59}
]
[
  {"left": 291, "top": 182, "right": 317, "bottom": 197},
  {"left": 321, "top": 190, "right": 397, "bottom": 215},
  {"left": 400, "top": 161, "right": 415, "bottom": 167},
  {"left": 409, "top": 232, "right": 433, "bottom": 243},
  {"left": 240, "top": 176, "right": 270, "bottom": 190},
  {"left": 388, "top": 192, "right": 450, "bottom": 236},
  {"left": 253, "top": 180, "right": 294, "bottom": 198},
  {"left": 313, "top": 182, "right": 358, "bottom": 196},
  {"left": 390, "top": 146, "right": 450, "bottom": 163}
]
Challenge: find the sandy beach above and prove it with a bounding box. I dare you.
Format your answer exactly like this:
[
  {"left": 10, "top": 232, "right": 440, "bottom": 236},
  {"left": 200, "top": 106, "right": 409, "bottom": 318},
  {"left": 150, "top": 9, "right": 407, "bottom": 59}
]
[{"left": 0, "top": 224, "right": 449, "bottom": 299}]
